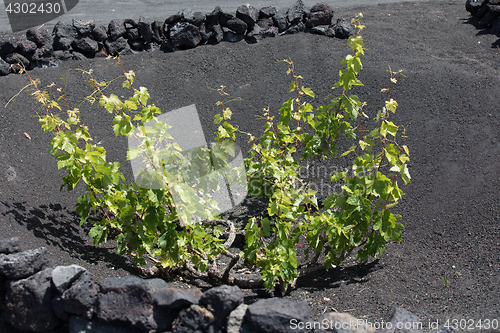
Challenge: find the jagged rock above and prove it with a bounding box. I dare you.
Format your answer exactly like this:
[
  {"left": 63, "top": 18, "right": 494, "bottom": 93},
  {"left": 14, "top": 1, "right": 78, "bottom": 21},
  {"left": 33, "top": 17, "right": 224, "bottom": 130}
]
[
  {"left": 492, "top": 16, "right": 500, "bottom": 36},
  {"left": 223, "top": 28, "right": 246, "bottom": 42},
  {"left": 209, "top": 23, "right": 224, "bottom": 44},
  {"left": 478, "top": 10, "right": 497, "bottom": 28},
  {"left": 5, "top": 52, "right": 30, "bottom": 71},
  {"left": 72, "top": 37, "right": 99, "bottom": 55},
  {"left": 206, "top": 6, "right": 223, "bottom": 23},
  {"left": 53, "top": 21, "right": 78, "bottom": 39},
  {"left": 489, "top": 2, "right": 500, "bottom": 14},
  {"left": 170, "top": 21, "right": 202, "bottom": 48},
  {"left": 153, "top": 288, "right": 203, "bottom": 331},
  {"left": 16, "top": 39, "right": 37, "bottom": 59},
  {"left": 281, "top": 22, "right": 306, "bottom": 35},
  {"left": 257, "top": 17, "right": 275, "bottom": 30},
  {"left": 26, "top": 28, "right": 47, "bottom": 47},
  {"left": 69, "top": 315, "right": 139, "bottom": 333},
  {"left": 54, "top": 36, "right": 74, "bottom": 51},
  {"left": 0, "top": 37, "right": 18, "bottom": 58},
  {"left": 0, "top": 237, "right": 20, "bottom": 254},
  {"left": 180, "top": 9, "right": 206, "bottom": 26},
  {"left": 152, "top": 20, "right": 164, "bottom": 42},
  {"left": 466, "top": 0, "right": 484, "bottom": 16},
  {"left": 105, "top": 37, "right": 130, "bottom": 55},
  {"left": 92, "top": 25, "right": 108, "bottom": 41},
  {"left": 171, "top": 304, "right": 218, "bottom": 333},
  {"left": 73, "top": 19, "right": 95, "bottom": 37},
  {"left": 317, "top": 312, "right": 376, "bottom": 332},
  {"left": 4, "top": 268, "right": 61, "bottom": 332},
  {"left": 259, "top": 6, "right": 277, "bottom": 19},
  {"left": 52, "top": 270, "right": 98, "bottom": 320},
  {"left": 160, "top": 39, "right": 177, "bottom": 52},
  {"left": 246, "top": 25, "right": 264, "bottom": 43},
  {"left": 220, "top": 15, "right": 248, "bottom": 35},
  {"left": 388, "top": 307, "right": 421, "bottom": 333},
  {"left": 138, "top": 17, "right": 154, "bottom": 43},
  {"left": 125, "top": 27, "right": 141, "bottom": 40},
  {"left": 0, "top": 57, "right": 9, "bottom": 76},
  {"left": 96, "top": 276, "right": 167, "bottom": 331},
  {"left": 124, "top": 18, "right": 139, "bottom": 28},
  {"left": 199, "top": 285, "right": 243, "bottom": 319},
  {"left": 237, "top": 4, "right": 260, "bottom": 27},
  {"left": 227, "top": 303, "right": 248, "bottom": 333},
  {"left": 108, "top": 20, "right": 126, "bottom": 40},
  {"left": 53, "top": 50, "right": 74, "bottom": 61},
  {"left": 129, "top": 39, "right": 145, "bottom": 50},
  {"left": 307, "top": 3, "right": 334, "bottom": 27},
  {"left": 287, "top": 0, "right": 308, "bottom": 24},
  {"left": 244, "top": 298, "right": 311, "bottom": 333},
  {"left": 94, "top": 44, "right": 108, "bottom": 57},
  {"left": 154, "top": 288, "right": 203, "bottom": 310},
  {"left": 72, "top": 51, "right": 87, "bottom": 61},
  {"left": 334, "top": 17, "right": 355, "bottom": 38},
  {"left": 51, "top": 265, "right": 87, "bottom": 294},
  {"left": 165, "top": 14, "right": 183, "bottom": 25},
  {"left": 0, "top": 247, "right": 50, "bottom": 279},
  {"left": 273, "top": 12, "right": 289, "bottom": 32}
]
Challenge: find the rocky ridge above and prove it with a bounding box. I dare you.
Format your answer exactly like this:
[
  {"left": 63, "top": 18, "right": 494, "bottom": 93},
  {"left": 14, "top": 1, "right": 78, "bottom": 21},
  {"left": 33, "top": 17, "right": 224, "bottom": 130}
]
[{"left": 0, "top": 0, "right": 357, "bottom": 77}]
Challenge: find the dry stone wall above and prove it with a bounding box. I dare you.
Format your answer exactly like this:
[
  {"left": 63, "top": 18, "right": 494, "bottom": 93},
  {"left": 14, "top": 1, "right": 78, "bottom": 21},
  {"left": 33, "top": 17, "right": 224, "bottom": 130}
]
[
  {"left": 465, "top": 0, "right": 500, "bottom": 36},
  {"left": 0, "top": 0, "right": 356, "bottom": 76},
  {"left": 1, "top": 237, "right": 458, "bottom": 333}
]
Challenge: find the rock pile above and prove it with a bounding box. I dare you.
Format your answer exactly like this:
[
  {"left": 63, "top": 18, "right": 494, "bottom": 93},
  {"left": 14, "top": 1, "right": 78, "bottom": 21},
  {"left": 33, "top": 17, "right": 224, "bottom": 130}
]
[
  {"left": 0, "top": 237, "right": 458, "bottom": 333},
  {"left": 465, "top": 0, "right": 500, "bottom": 35},
  {"left": 0, "top": 1, "right": 356, "bottom": 77}
]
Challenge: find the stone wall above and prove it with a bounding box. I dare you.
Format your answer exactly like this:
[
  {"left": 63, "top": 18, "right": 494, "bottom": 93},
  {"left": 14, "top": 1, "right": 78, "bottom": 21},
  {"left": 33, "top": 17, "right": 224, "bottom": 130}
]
[
  {"left": 0, "top": 237, "right": 457, "bottom": 333},
  {"left": 465, "top": 0, "right": 500, "bottom": 35},
  {"left": 0, "top": 0, "right": 357, "bottom": 77}
]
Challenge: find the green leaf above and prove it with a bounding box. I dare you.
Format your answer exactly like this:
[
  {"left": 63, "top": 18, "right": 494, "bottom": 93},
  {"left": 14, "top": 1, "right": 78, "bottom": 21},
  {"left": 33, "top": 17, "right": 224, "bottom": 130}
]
[
  {"left": 385, "top": 99, "right": 398, "bottom": 113},
  {"left": 301, "top": 86, "right": 315, "bottom": 98},
  {"left": 289, "top": 80, "right": 296, "bottom": 92},
  {"left": 380, "top": 120, "right": 398, "bottom": 138},
  {"left": 261, "top": 217, "right": 271, "bottom": 237},
  {"left": 400, "top": 163, "right": 411, "bottom": 185}
]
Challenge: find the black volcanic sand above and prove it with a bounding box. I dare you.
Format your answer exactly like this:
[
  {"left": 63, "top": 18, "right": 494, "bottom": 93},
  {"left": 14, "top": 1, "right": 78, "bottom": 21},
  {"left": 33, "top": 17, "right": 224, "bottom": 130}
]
[{"left": 1, "top": 1, "right": 499, "bottom": 331}]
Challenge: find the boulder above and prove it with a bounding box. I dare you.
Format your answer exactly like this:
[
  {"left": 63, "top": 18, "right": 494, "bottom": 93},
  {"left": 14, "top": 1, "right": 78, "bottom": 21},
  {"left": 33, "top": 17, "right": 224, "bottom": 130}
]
[
  {"left": 287, "top": 0, "right": 308, "bottom": 24},
  {"left": 223, "top": 28, "right": 246, "bottom": 43},
  {"left": 138, "top": 17, "right": 154, "bottom": 43},
  {"left": 53, "top": 36, "right": 74, "bottom": 51},
  {"left": 3, "top": 268, "right": 61, "bottom": 332},
  {"left": 73, "top": 19, "right": 95, "bottom": 38},
  {"left": 152, "top": 20, "right": 164, "bottom": 42},
  {"left": 0, "top": 37, "right": 18, "bottom": 57},
  {"left": 388, "top": 307, "right": 422, "bottom": 333},
  {"left": 466, "top": 0, "right": 485, "bottom": 16},
  {"left": 491, "top": 16, "right": 500, "bottom": 36},
  {"left": 273, "top": 12, "right": 289, "bottom": 32},
  {"left": 170, "top": 21, "right": 202, "bottom": 48},
  {"left": 180, "top": 9, "right": 206, "bottom": 26},
  {"left": 227, "top": 303, "right": 248, "bottom": 333},
  {"left": 154, "top": 288, "right": 203, "bottom": 331},
  {"left": 478, "top": 10, "right": 497, "bottom": 28},
  {"left": 72, "top": 51, "right": 87, "bottom": 61},
  {"left": 51, "top": 264, "right": 87, "bottom": 294},
  {"left": 51, "top": 270, "right": 98, "bottom": 320},
  {"left": 96, "top": 276, "right": 167, "bottom": 331},
  {"left": 92, "top": 25, "right": 108, "bottom": 41},
  {"left": 244, "top": 298, "right": 311, "bottom": 333},
  {"left": 16, "top": 39, "right": 37, "bottom": 59},
  {"left": 165, "top": 13, "right": 182, "bottom": 25},
  {"left": 171, "top": 304, "right": 218, "bottom": 333},
  {"left": 53, "top": 21, "right": 77, "bottom": 39},
  {"left": 281, "top": 22, "right": 306, "bottom": 35},
  {"left": 108, "top": 20, "right": 126, "bottom": 40},
  {"left": 105, "top": 37, "right": 130, "bottom": 55},
  {"left": 0, "top": 237, "right": 20, "bottom": 254},
  {"left": 26, "top": 28, "right": 47, "bottom": 47},
  {"left": 220, "top": 15, "right": 248, "bottom": 35},
  {"left": 199, "top": 285, "right": 243, "bottom": 319},
  {"left": 206, "top": 6, "right": 223, "bottom": 23},
  {"left": 237, "top": 4, "right": 260, "bottom": 27},
  {"left": 317, "top": 312, "right": 376, "bottom": 332},
  {"left": 259, "top": 6, "right": 277, "bottom": 19},
  {"left": 333, "top": 17, "right": 355, "bottom": 39},
  {"left": 72, "top": 37, "right": 99, "bottom": 55},
  {"left": 0, "top": 57, "right": 9, "bottom": 76},
  {"left": 69, "top": 315, "right": 139, "bottom": 333},
  {"left": 125, "top": 27, "right": 141, "bottom": 40},
  {"left": 307, "top": 3, "right": 334, "bottom": 27},
  {"left": 0, "top": 247, "right": 50, "bottom": 279}
]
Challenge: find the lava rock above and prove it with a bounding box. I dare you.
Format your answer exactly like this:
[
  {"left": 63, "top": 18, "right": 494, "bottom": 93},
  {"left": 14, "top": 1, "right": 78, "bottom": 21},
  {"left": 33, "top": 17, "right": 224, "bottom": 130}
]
[
  {"left": 0, "top": 37, "right": 18, "bottom": 57},
  {"left": 0, "top": 247, "right": 50, "bottom": 279},
  {"left": 51, "top": 270, "right": 98, "bottom": 320},
  {"left": 4, "top": 268, "right": 61, "bottom": 332},
  {"left": 307, "top": 2, "right": 334, "bottom": 27},
  {"left": 287, "top": 0, "right": 308, "bottom": 24},
  {"left": 69, "top": 315, "right": 139, "bottom": 333},
  {"left": 125, "top": 27, "right": 141, "bottom": 40},
  {"left": 273, "top": 12, "right": 289, "bottom": 32},
  {"left": 171, "top": 304, "right": 218, "bottom": 333},
  {"left": 165, "top": 13, "right": 182, "bottom": 26},
  {"left": 72, "top": 51, "right": 87, "bottom": 61},
  {"left": 466, "top": 0, "right": 485, "bottom": 16},
  {"left": 199, "top": 285, "right": 243, "bottom": 319},
  {"left": 220, "top": 15, "right": 248, "bottom": 35},
  {"left": 0, "top": 57, "right": 9, "bottom": 76},
  {"left": 223, "top": 28, "right": 246, "bottom": 42},
  {"left": 26, "top": 28, "right": 47, "bottom": 47},
  {"left": 138, "top": 17, "right": 154, "bottom": 43},
  {"left": 108, "top": 20, "right": 126, "bottom": 40},
  {"left": 389, "top": 307, "right": 421, "bottom": 333},
  {"left": 152, "top": 20, "right": 164, "bottom": 42},
  {"left": 51, "top": 264, "right": 87, "bottom": 294},
  {"left": 53, "top": 36, "right": 74, "bottom": 51},
  {"left": 491, "top": 16, "right": 500, "bottom": 36},
  {"left": 154, "top": 288, "right": 203, "bottom": 310},
  {"left": 0, "top": 237, "right": 20, "bottom": 254},
  {"left": 105, "top": 37, "right": 130, "bottom": 55},
  {"left": 160, "top": 39, "right": 177, "bottom": 52},
  {"left": 16, "top": 39, "right": 37, "bottom": 59},
  {"left": 259, "top": 6, "right": 277, "bottom": 19},
  {"left": 478, "top": 10, "right": 497, "bottom": 28},
  {"left": 311, "top": 25, "right": 336, "bottom": 37},
  {"left": 237, "top": 4, "right": 260, "bottom": 27},
  {"left": 244, "top": 298, "right": 311, "bottom": 333},
  {"left": 73, "top": 19, "right": 95, "bottom": 38},
  {"left": 281, "top": 22, "right": 306, "bottom": 35},
  {"left": 317, "top": 312, "right": 376, "bottom": 333},
  {"left": 333, "top": 17, "right": 355, "bottom": 38},
  {"left": 206, "top": 6, "right": 223, "bottom": 23},
  {"left": 53, "top": 21, "right": 77, "bottom": 39},
  {"left": 72, "top": 37, "right": 99, "bottom": 55},
  {"left": 92, "top": 25, "right": 108, "bottom": 41},
  {"left": 170, "top": 21, "right": 202, "bottom": 48},
  {"left": 227, "top": 303, "right": 248, "bottom": 333},
  {"left": 246, "top": 25, "right": 264, "bottom": 43},
  {"left": 180, "top": 9, "right": 206, "bottom": 26}
]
